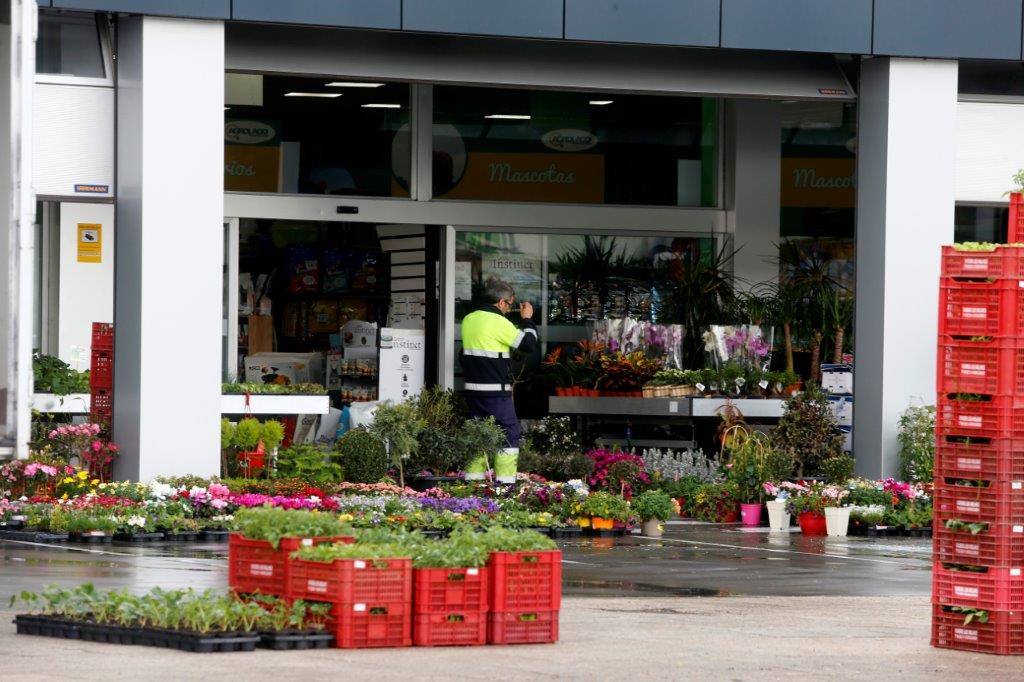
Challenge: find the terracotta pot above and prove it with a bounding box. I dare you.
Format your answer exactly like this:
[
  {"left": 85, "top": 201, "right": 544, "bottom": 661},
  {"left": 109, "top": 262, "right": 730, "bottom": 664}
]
[
  {"left": 718, "top": 507, "right": 739, "bottom": 524},
  {"left": 798, "top": 511, "right": 827, "bottom": 536}
]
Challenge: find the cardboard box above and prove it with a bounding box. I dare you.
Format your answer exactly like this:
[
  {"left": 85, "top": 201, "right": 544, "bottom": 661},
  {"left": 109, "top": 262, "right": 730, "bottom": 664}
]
[
  {"left": 244, "top": 352, "right": 324, "bottom": 385},
  {"left": 838, "top": 425, "right": 852, "bottom": 453},
  {"left": 821, "top": 363, "right": 853, "bottom": 395},
  {"left": 827, "top": 395, "right": 854, "bottom": 427}
]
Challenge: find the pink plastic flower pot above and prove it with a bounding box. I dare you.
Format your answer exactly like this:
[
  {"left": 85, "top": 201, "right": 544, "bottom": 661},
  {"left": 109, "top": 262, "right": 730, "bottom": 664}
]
[{"left": 740, "top": 503, "right": 763, "bottom": 527}]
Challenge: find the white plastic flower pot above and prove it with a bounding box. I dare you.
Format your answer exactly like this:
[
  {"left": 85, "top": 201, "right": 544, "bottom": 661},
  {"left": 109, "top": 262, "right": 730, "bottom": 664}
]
[
  {"left": 766, "top": 500, "right": 790, "bottom": 532},
  {"left": 825, "top": 506, "right": 851, "bottom": 537}
]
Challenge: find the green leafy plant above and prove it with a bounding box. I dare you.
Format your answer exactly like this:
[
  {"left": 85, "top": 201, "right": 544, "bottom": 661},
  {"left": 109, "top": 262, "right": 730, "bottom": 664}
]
[
  {"left": 631, "top": 490, "right": 676, "bottom": 522},
  {"left": 898, "top": 405, "right": 935, "bottom": 483},
  {"left": 770, "top": 385, "right": 844, "bottom": 477},
  {"left": 477, "top": 526, "right": 557, "bottom": 552},
  {"left": 691, "top": 481, "right": 740, "bottom": 522},
  {"left": 230, "top": 507, "right": 350, "bottom": 549},
  {"left": 950, "top": 606, "right": 989, "bottom": 626},
  {"left": 293, "top": 541, "right": 413, "bottom": 563},
  {"left": 334, "top": 428, "right": 388, "bottom": 483},
  {"left": 579, "top": 491, "right": 630, "bottom": 521},
  {"left": 33, "top": 352, "right": 90, "bottom": 395},
  {"left": 369, "top": 401, "right": 425, "bottom": 487},
  {"left": 820, "top": 454, "right": 855, "bottom": 485},
  {"left": 274, "top": 444, "right": 343, "bottom": 484},
  {"left": 944, "top": 519, "right": 989, "bottom": 535},
  {"left": 222, "top": 382, "right": 327, "bottom": 395},
  {"left": 411, "top": 526, "right": 490, "bottom": 568},
  {"left": 454, "top": 417, "right": 506, "bottom": 477}
]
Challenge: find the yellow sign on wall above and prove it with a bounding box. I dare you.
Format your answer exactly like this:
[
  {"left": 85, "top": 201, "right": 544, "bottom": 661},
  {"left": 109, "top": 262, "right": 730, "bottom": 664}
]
[
  {"left": 442, "top": 152, "right": 605, "bottom": 203},
  {"left": 780, "top": 158, "right": 856, "bottom": 208},
  {"left": 77, "top": 223, "right": 102, "bottom": 263}
]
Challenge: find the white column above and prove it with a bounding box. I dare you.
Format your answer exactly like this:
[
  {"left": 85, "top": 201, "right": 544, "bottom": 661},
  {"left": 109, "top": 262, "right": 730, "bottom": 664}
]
[
  {"left": 727, "top": 99, "right": 782, "bottom": 290},
  {"left": 854, "top": 57, "right": 958, "bottom": 479},
  {"left": 114, "top": 17, "right": 224, "bottom": 480}
]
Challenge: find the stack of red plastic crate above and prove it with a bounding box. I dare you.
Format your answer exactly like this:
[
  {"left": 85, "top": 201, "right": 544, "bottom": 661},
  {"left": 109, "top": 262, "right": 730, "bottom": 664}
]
[
  {"left": 90, "top": 322, "right": 114, "bottom": 424},
  {"left": 934, "top": 237, "right": 1024, "bottom": 655},
  {"left": 487, "top": 549, "right": 562, "bottom": 645},
  {"left": 413, "top": 565, "right": 489, "bottom": 646}
]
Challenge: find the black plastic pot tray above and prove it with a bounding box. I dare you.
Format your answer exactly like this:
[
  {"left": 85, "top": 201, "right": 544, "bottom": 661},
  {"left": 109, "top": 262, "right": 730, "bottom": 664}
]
[
  {"left": 258, "top": 630, "right": 334, "bottom": 650},
  {"left": 112, "top": 532, "right": 166, "bottom": 542},
  {"left": 14, "top": 615, "right": 259, "bottom": 652},
  {"left": 0, "top": 529, "right": 69, "bottom": 542}
]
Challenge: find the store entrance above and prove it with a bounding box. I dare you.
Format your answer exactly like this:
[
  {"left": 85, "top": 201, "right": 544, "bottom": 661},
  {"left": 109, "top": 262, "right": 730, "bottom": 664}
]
[{"left": 224, "top": 218, "right": 439, "bottom": 409}]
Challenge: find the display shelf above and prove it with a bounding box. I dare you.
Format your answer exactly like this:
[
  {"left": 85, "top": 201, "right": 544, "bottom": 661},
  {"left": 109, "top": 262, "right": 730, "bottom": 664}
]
[
  {"left": 32, "top": 393, "right": 91, "bottom": 414},
  {"left": 220, "top": 394, "right": 330, "bottom": 415},
  {"left": 548, "top": 396, "right": 786, "bottom": 419}
]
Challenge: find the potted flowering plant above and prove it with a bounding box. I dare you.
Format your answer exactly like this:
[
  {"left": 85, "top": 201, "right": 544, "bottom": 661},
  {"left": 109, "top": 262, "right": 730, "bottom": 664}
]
[
  {"left": 631, "top": 490, "right": 678, "bottom": 538},
  {"left": 786, "top": 483, "right": 848, "bottom": 536},
  {"left": 762, "top": 481, "right": 806, "bottom": 531},
  {"left": 579, "top": 491, "right": 630, "bottom": 531}
]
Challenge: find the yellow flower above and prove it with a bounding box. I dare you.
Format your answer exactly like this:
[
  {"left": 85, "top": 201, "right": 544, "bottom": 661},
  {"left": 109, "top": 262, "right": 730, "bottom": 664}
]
[
  {"left": 61, "top": 494, "right": 68, "bottom": 500},
  {"left": 91, "top": 479, "right": 99, "bottom": 485},
  {"left": 77, "top": 471, "right": 88, "bottom": 480},
  {"left": 338, "top": 513, "right": 354, "bottom": 522},
  {"left": 62, "top": 477, "right": 73, "bottom": 484}
]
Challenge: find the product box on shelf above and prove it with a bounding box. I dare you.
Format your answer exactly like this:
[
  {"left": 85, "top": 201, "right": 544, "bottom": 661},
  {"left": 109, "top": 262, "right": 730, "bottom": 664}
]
[
  {"left": 821, "top": 364, "right": 853, "bottom": 395},
  {"left": 244, "top": 352, "right": 325, "bottom": 386},
  {"left": 826, "top": 395, "right": 854, "bottom": 427}
]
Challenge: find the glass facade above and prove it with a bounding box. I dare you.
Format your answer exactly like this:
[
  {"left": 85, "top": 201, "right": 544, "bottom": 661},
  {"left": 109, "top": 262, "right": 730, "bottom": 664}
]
[
  {"left": 224, "top": 74, "right": 410, "bottom": 197},
  {"left": 955, "top": 205, "right": 1008, "bottom": 243},
  {"left": 36, "top": 12, "right": 106, "bottom": 79},
  {"left": 433, "top": 86, "right": 717, "bottom": 206}
]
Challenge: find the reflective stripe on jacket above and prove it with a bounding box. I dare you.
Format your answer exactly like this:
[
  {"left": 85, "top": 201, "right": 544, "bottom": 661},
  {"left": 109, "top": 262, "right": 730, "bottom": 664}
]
[{"left": 460, "top": 306, "right": 537, "bottom": 395}]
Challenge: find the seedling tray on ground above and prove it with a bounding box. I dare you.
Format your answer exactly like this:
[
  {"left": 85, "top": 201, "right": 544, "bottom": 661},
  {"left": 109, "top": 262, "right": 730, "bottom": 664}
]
[
  {"left": 15, "top": 615, "right": 260, "bottom": 652},
  {"left": 550, "top": 526, "right": 582, "bottom": 539},
  {"left": 69, "top": 533, "right": 113, "bottom": 544},
  {"left": 0, "top": 530, "right": 69, "bottom": 542},
  {"left": 163, "top": 532, "right": 200, "bottom": 542},
  {"left": 201, "top": 529, "right": 230, "bottom": 542},
  {"left": 258, "top": 630, "right": 334, "bottom": 650},
  {"left": 112, "top": 532, "right": 165, "bottom": 542}
]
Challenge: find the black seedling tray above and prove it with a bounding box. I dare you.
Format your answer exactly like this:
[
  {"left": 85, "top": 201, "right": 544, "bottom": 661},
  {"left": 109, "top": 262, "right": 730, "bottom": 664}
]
[
  {"left": 69, "top": 533, "right": 113, "bottom": 544},
  {"left": 551, "top": 526, "right": 583, "bottom": 539},
  {"left": 258, "top": 630, "right": 334, "bottom": 650},
  {"left": 112, "top": 532, "right": 166, "bottom": 542},
  {"left": 200, "top": 529, "right": 229, "bottom": 542},
  {"left": 162, "top": 531, "right": 200, "bottom": 542},
  {"left": 15, "top": 615, "right": 259, "bottom": 653},
  {"left": 0, "top": 529, "right": 70, "bottom": 542}
]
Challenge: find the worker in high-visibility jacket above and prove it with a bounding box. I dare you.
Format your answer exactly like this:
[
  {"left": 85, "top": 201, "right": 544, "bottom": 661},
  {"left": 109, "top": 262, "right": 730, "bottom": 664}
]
[{"left": 460, "top": 279, "right": 538, "bottom": 483}]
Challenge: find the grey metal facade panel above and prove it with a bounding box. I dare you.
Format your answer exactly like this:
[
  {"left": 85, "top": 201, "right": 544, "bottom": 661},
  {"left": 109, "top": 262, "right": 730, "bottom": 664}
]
[
  {"left": 564, "top": 0, "right": 719, "bottom": 47},
  {"left": 402, "top": 0, "right": 564, "bottom": 39},
  {"left": 873, "top": 0, "right": 1023, "bottom": 60},
  {"left": 51, "top": 1, "right": 229, "bottom": 19},
  {"left": 231, "top": 1, "right": 400, "bottom": 30},
  {"left": 721, "top": 0, "right": 871, "bottom": 54}
]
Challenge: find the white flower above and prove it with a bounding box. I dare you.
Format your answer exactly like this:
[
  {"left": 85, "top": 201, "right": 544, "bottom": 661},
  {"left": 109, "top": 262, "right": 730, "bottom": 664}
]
[{"left": 127, "top": 516, "right": 146, "bottom": 528}]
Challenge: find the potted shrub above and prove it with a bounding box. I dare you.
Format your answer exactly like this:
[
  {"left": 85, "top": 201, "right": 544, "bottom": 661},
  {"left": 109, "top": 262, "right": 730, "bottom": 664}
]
[
  {"left": 692, "top": 481, "right": 740, "bottom": 523},
  {"left": 579, "top": 491, "right": 629, "bottom": 532},
  {"left": 333, "top": 428, "right": 388, "bottom": 483},
  {"left": 632, "top": 490, "right": 678, "bottom": 538},
  {"left": 722, "top": 429, "right": 794, "bottom": 527},
  {"left": 770, "top": 386, "right": 844, "bottom": 477},
  {"left": 369, "top": 400, "right": 425, "bottom": 488}
]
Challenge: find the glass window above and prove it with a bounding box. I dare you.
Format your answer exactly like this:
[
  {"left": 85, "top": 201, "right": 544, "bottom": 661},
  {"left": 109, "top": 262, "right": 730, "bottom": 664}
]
[
  {"left": 36, "top": 12, "right": 106, "bottom": 79},
  {"left": 434, "top": 87, "right": 717, "bottom": 206},
  {"left": 224, "top": 74, "right": 410, "bottom": 197},
  {"left": 956, "top": 205, "right": 1008, "bottom": 243}
]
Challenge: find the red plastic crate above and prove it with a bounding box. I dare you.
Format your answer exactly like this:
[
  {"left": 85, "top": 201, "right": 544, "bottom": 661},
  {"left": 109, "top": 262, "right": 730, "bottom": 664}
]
[
  {"left": 91, "top": 322, "right": 113, "bottom": 350},
  {"left": 941, "top": 245, "right": 1024, "bottom": 279},
  {"left": 936, "top": 395, "right": 1024, "bottom": 440},
  {"left": 933, "top": 480, "right": 1024, "bottom": 524},
  {"left": 488, "top": 550, "right": 562, "bottom": 611},
  {"left": 289, "top": 554, "right": 410, "bottom": 604},
  {"left": 935, "top": 436, "right": 1024, "bottom": 481},
  {"left": 931, "top": 604, "right": 1024, "bottom": 655},
  {"left": 89, "top": 350, "right": 113, "bottom": 389},
  {"left": 413, "top": 611, "right": 486, "bottom": 647},
  {"left": 414, "top": 567, "right": 488, "bottom": 614},
  {"left": 228, "top": 534, "right": 349, "bottom": 597},
  {"left": 488, "top": 610, "right": 559, "bottom": 645},
  {"left": 937, "top": 336, "right": 1024, "bottom": 396},
  {"left": 932, "top": 564, "right": 1024, "bottom": 611},
  {"left": 1010, "top": 192, "right": 1024, "bottom": 244},
  {"left": 330, "top": 601, "right": 412, "bottom": 649},
  {"left": 939, "top": 278, "right": 1024, "bottom": 337},
  {"left": 934, "top": 520, "right": 1024, "bottom": 568}
]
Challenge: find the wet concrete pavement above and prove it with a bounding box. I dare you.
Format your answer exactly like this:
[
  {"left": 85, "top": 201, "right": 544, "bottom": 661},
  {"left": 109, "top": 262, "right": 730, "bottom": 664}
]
[{"left": 0, "top": 520, "right": 932, "bottom": 601}]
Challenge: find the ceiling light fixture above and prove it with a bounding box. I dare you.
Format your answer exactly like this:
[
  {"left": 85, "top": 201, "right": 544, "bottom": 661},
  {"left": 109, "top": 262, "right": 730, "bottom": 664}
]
[
  {"left": 284, "top": 92, "right": 341, "bottom": 98},
  {"left": 589, "top": 100, "right": 613, "bottom": 106},
  {"left": 361, "top": 103, "right": 402, "bottom": 109},
  {"left": 485, "top": 114, "right": 531, "bottom": 120},
  {"left": 326, "top": 81, "right": 384, "bottom": 88}
]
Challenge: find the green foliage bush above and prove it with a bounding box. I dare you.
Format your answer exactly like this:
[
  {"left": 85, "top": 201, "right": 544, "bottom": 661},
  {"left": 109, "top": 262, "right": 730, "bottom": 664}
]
[
  {"left": 821, "top": 453, "right": 856, "bottom": 485},
  {"left": 274, "top": 444, "right": 343, "bottom": 484},
  {"left": 631, "top": 490, "right": 676, "bottom": 521},
  {"left": 230, "top": 507, "right": 350, "bottom": 549},
  {"left": 334, "top": 428, "right": 388, "bottom": 483},
  {"left": 898, "top": 405, "right": 935, "bottom": 483},
  {"left": 770, "top": 386, "right": 843, "bottom": 476}
]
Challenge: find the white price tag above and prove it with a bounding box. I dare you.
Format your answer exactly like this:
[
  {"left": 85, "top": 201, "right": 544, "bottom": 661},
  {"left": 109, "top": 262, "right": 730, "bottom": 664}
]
[
  {"left": 354, "top": 560, "right": 366, "bottom": 569},
  {"left": 301, "top": 538, "right": 314, "bottom": 547},
  {"left": 758, "top": 380, "right": 769, "bottom": 390},
  {"left": 353, "top": 603, "right": 366, "bottom": 612},
  {"left": 467, "top": 568, "right": 479, "bottom": 576},
  {"left": 735, "top": 377, "right": 746, "bottom": 387},
  {"left": 695, "top": 383, "right": 706, "bottom": 392}
]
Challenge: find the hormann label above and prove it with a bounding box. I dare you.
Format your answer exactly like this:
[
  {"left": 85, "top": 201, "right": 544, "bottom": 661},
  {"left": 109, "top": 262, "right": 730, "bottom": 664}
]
[
  {"left": 962, "top": 307, "right": 988, "bottom": 319},
  {"left": 249, "top": 563, "right": 274, "bottom": 577},
  {"left": 306, "top": 579, "right": 328, "bottom": 594},
  {"left": 353, "top": 603, "right": 366, "bottom": 612},
  {"left": 954, "top": 585, "right": 979, "bottom": 599},
  {"left": 956, "top": 457, "right": 982, "bottom": 471}
]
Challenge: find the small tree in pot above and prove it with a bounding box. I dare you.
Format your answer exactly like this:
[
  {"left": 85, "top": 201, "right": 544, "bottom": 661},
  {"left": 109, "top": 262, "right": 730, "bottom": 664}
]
[
  {"left": 369, "top": 401, "right": 424, "bottom": 488},
  {"left": 770, "top": 385, "right": 844, "bottom": 477}
]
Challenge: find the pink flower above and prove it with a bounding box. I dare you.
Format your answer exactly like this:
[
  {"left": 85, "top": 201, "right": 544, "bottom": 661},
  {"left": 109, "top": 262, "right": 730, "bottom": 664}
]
[
  {"left": 91, "top": 441, "right": 103, "bottom": 452},
  {"left": 24, "top": 463, "right": 38, "bottom": 477}
]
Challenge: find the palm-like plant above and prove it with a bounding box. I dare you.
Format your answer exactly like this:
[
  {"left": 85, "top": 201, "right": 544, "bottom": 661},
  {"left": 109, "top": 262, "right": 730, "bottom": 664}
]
[{"left": 822, "top": 288, "right": 855, "bottom": 364}]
